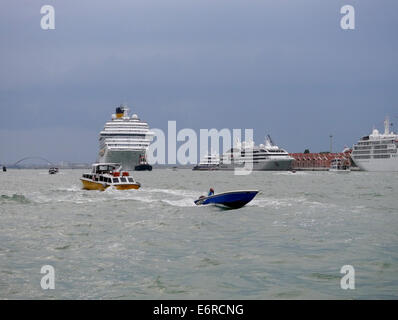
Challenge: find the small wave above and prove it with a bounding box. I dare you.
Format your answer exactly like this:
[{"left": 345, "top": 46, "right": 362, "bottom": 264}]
[
  {"left": 141, "top": 187, "right": 199, "bottom": 197},
  {"left": 110, "top": 187, "right": 198, "bottom": 207},
  {"left": 249, "top": 196, "right": 333, "bottom": 210},
  {"left": 360, "top": 192, "right": 384, "bottom": 197},
  {"left": 161, "top": 198, "right": 196, "bottom": 207},
  {"left": 249, "top": 198, "right": 297, "bottom": 208},
  {"left": 54, "top": 244, "right": 71, "bottom": 250},
  {"left": 273, "top": 171, "right": 308, "bottom": 176},
  {"left": 0, "top": 194, "right": 31, "bottom": 204},
  {"left": 113, "top": 194, "right": 196, "bottom": 207},
  {"left": 55, "top": 185, "right": 81, "bottom": 192},
  {"left": 309, "top": 273, "right": 341, "bottom": 281},
  {"left": 115, "top": 195, "right": 158, "bottom": 204},
  {"left": 274, "top": 290, "right": 302, "bottom": 298},
  {"left": 108, "top": 243, "right": 125, "bottom": 252},
  {"left": 18, "top": 186, "right": 198, "bottom": 207}
]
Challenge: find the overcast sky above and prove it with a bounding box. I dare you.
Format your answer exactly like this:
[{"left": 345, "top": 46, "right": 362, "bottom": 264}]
[{"left": 0, "top": 0, "right": 397, "bottom": 164}]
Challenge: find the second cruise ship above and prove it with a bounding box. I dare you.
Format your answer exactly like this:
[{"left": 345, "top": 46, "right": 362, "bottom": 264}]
[
  {"left": 218, "top": 135, "right": 294, "bottom": 171},
  {"left": 98, "top": 105, "right": 154, "bottom": 171},
  {"left": 351, "top": 117, "right": 398, "bottom": 171}
]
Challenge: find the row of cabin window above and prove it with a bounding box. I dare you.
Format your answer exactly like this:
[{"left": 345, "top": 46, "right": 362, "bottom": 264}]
[
  {"left": 83, "top": 174, "right": 134, "bottom": 183},
  {"left": 106, "top": 177, "right": 135, "bottom": 183}
]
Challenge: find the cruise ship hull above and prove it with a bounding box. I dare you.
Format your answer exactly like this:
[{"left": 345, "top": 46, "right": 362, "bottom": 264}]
[
  {"left": 99, "top": 149, "right": 144, "bottom": 171},
  {"left": 218, "top": 158, "right": 293, "bottom": 171},
  {"left": 352, "top": 156, "right": 398, "bottom": 172}
]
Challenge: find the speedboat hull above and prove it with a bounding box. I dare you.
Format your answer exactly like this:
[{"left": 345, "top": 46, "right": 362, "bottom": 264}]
[{"left": 194, "top": 190, "right": 259, "bottom": 209}]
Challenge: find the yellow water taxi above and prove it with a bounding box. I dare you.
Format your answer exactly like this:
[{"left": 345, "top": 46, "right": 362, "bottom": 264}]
[{"left": 80, "top": 163, "right": 141, "bottom": 191}]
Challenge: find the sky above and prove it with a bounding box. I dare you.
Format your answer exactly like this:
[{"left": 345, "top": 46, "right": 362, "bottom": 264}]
[{"left": 0, "top": 0, "right": 397, "bottom": 164}]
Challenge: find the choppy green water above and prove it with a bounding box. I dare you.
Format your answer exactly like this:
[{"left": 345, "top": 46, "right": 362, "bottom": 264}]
[{"left": 0, "top": 169, "right": 397, "bottom": 299}]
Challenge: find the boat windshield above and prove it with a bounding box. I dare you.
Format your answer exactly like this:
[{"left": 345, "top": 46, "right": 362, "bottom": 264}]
[{"left": 94, "top": 165, "right": 118, "bottom": 174}]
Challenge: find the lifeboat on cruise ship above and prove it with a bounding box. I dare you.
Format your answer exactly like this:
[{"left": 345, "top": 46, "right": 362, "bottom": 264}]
[{"left": 80, "top": 163, "right": 141, "bottom": 191}]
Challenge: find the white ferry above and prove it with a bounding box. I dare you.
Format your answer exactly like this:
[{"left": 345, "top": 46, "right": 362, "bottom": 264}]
[{"left": 351, "top": 117, "right": 398, "bottom": 171}]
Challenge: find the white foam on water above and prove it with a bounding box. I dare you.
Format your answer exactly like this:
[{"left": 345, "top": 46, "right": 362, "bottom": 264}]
[
  {"left": 56, "top": 185, "right": 81, "bottom": 192},
  {"left": 272, "top": 171, "right": 308, "bottom": 176},
  {"left": 101, "top": 187, "right": 196, "bottom": 207},
  {"left": 108, "top": 243, "right": 125, "bottom": 252},
  {"left": 249, "top": 197, "right": 302, "bottom": 208},
  {"left": 116, "top": 195, "right": 158, "bottom": 204},
  {"left": 29, "top": 188, "right": 108, "bottom": 204},
  {"left": 102, "top": 188, "right": 156, "bottom": 203},
  {"left": 141, "top": 187, "right": 199, "bottom": 198},
  {"left": 161, "top": 198, "right": 196, "bottom": 207},
  {"left": 116, "top": 187, "right": 200, "bottom": 207},
  {"left": 248, "top": 196, "right": 335, "bottom": 211},
  {"left": 38, "top": 171, "right": 66, "bottom": 175}
]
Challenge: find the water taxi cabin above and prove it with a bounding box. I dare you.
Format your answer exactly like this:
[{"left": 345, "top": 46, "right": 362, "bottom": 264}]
[{"left": 81, "top": 163, "right": 140, "bottom": 190}]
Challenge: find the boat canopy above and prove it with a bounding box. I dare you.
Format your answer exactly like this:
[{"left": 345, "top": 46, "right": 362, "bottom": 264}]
[{"left": 92, "top": 163, "right": 121, "bottom": 174}]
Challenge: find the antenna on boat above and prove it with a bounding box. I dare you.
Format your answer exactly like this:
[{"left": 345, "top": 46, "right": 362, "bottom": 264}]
[{"left": 266, "top": 134, "right": 275, "bottom": 146}]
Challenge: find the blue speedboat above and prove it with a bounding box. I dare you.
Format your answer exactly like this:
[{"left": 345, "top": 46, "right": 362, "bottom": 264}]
[{"left": 194, "top": 190, "right": 259, "bottom": 209}]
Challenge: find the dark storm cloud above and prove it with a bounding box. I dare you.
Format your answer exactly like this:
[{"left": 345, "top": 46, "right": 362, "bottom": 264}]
[{"left": 0, "top": 0, "right": 397, "bottom": 162}]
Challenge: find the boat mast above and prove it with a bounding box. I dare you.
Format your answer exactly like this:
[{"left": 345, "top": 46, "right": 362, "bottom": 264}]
[{"left": 384, "top": 116, "right": 390, "bottom": 135}]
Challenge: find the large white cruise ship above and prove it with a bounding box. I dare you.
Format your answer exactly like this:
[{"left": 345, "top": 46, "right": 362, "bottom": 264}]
[
  {"left": 218, "top": 135, "right": 294, "bottom": 171},
  {"left": 351, "top": 117, "right": 398, "bottom": 171},
  {"left": 98, "top": 105, "right": 154, "bottom": 171}
]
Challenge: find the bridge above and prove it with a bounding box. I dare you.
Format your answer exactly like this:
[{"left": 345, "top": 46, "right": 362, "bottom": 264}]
[{"left": 11, "top": 156, "right": 55, "bottom": 168}]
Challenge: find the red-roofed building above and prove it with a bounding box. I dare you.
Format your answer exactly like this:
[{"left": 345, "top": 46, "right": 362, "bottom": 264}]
[{"left": 289, "top": 150, "right": 352, "bottom": 170}]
